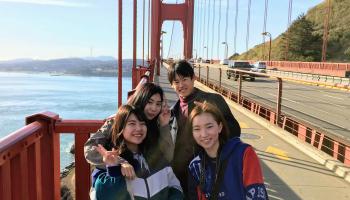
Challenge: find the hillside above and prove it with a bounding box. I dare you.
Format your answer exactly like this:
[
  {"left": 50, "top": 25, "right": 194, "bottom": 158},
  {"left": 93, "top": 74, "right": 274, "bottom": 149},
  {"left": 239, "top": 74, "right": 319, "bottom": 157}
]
[
  {"left": 0, "top": 58, "right": 144, "bottom": 77},
  {"left": 233, "top": 0, "right": 350, "bottom": 62}
]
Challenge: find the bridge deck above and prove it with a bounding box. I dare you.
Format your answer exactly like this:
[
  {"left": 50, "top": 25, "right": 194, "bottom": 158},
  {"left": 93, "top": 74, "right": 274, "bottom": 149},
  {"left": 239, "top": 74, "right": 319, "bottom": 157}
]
[{"left": 156, "top": 64, "right": 350, "bottom": 200}]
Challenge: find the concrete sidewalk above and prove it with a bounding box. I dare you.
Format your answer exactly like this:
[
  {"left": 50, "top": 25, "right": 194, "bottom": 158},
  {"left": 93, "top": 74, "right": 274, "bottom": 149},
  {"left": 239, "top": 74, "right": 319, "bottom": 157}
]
[{"left": 155, "top": 64, "right": 350, "bottom": 200}]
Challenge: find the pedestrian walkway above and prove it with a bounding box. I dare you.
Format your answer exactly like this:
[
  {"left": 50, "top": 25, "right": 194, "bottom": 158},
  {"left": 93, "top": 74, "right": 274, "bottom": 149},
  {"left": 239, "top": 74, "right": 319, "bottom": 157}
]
[{"left": 156, "top": 64, "right": 350, "bottom": 200}]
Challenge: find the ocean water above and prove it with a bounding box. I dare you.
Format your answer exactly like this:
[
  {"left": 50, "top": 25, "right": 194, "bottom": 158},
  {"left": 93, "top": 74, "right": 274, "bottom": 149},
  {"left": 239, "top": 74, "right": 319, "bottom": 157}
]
[{"left": 0, "top": 72, "right": 131, "bottom": 170}]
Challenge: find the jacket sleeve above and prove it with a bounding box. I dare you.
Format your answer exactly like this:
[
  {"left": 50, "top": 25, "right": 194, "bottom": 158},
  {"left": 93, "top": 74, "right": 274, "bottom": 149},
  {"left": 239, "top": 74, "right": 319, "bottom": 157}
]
[
  {"left": 166, "top": 166, "right": 184, "bottom": 200},
  {"left": 242, "top": 146, "right": 269, "bottom": 200},
  {"left": 158, "top": 113, "right": 177, "bottom": 162},
  {"left": 84, "top": 118, "right": 114, "bottom": 167},
  {"left": 95, "top": 166, "right": 132, "bottom": 200},
  {"left": 213, "top": 94, "right": 241, "bottom": 137}
]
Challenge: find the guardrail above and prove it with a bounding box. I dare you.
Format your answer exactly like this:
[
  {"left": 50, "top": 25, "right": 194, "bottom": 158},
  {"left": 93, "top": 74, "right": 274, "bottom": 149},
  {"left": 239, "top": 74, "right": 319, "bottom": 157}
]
[
  {"left": 194, "top": 64, "right": 350, "bottom": 167},
  {"left": 0, "top": 71, "right": 151, "bottom": 199},
  {"left": 267, "top": 70, "right": 350, "bottom": 90}
]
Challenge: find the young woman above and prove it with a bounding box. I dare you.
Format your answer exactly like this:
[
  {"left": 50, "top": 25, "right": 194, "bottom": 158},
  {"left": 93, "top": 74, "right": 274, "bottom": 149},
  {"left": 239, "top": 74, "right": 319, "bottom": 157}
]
[
  {"left": 94, "top": 105, "right": 183, "bottom": 199},
  {"left": 187, "top": 102, "right": 268, "bottom": 200},
  {"left": 84, "top": 83, "right": 173, "bottom": 198}
]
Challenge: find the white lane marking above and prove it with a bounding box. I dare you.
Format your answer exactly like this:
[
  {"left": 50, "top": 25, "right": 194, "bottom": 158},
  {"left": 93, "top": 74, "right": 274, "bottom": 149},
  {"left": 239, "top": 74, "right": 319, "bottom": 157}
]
[
  {"left": 267, "top": 93, "right": 300, "bottom": 104},
  {"left": 323, "top": 94, "right": 343, "bottom": 100}
]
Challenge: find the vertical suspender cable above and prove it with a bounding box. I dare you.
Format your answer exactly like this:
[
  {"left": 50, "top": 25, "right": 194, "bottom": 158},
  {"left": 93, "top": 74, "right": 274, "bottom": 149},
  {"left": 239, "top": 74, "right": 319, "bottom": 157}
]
[
  {"left": 198, "top": 0, "right": 203, "bottom": 58},
  {"left": 246, "top": 0, "right": 251, "bottom": 53},
  {"left": 285, "top": 0, "right": 293, "bottom": 60},
  {"left": 233, "top": 0, "right": 238, "bottom": 53},
  {"left": 262, "top": 0, "right": 269, "bottom": 60},
  {"left": 195, "top": 0, "right": 200, "bottom": 58},
  {"left": 321, "top": 0, "right": 331, "bottom": 62},
  {"left": 133, "top": 0, "right": 137, "bottom": 69},
  {"left": 167, "top": 0, "right": 178, "bottom": 59},
  {"left": 118, "top": 0, "right": 122, "bottom": 107},
  {"left": 142, "top": 0, "right": 145, "bottom": 66},
  {"left": 211, "top": 0, "right": 216, "bottom": 59},
  {"left": 223, "top": 0, "right": 230, "bottom": 59},
  {"left": 217, "top": 0, "right": 221, "bottom": 58},
  {"left": 202, "top": 0, "right": 207, "bottom": 58},
  {"left": 147, "top": 0, "right": 150, "bottom": 61},
  {"left": 206, "top": 0, "right": 211, "bottom": 60}
]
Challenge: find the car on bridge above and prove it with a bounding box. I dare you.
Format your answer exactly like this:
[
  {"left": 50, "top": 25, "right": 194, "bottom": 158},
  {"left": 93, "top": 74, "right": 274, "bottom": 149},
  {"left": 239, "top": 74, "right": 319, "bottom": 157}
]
[
  {"left": 226, "top": 61, "right": 255, "bottom": 81},
  {"left": 251, "top": 61, "right": 267, "bottom": 73}
]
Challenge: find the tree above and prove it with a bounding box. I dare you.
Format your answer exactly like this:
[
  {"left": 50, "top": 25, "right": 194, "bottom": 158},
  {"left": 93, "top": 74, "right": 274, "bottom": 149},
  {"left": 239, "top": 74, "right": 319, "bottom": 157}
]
[{"left": 280, "top": 14, "right": 322, "bottom": 61}]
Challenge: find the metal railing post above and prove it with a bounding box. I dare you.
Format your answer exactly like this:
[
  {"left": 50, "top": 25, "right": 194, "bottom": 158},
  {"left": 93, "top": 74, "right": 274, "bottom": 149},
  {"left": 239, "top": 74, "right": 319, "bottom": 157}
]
[
  {"left": 238, "top": 72, "right": 242, "bottom": 104},
  {"left": 219, "top": 68, "right": 222, "bottom": 88},
  {"left": 206, "top": 66, "right": 209, "bottom": 84},
  {"left": 277, "top": 78, "right": 282, "bottom": 125},
  {"left": 198, "top": 65, "right": 201, "bottom": 80}
]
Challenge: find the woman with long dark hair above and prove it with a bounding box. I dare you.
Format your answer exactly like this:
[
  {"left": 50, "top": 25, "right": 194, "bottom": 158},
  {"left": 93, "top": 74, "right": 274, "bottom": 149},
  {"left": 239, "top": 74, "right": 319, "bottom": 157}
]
[
  {"left": 94, "top": 105, "right": 182, "bottom": 199},
  {"left": 187, "top": 102, "right": 268, "bottom": 200}
]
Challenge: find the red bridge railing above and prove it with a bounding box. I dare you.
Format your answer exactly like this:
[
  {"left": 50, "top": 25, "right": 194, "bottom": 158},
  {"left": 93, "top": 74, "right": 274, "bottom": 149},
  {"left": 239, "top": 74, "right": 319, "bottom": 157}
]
[
  {"left": 267, "top": 61, "right": 350, "bottom": 77},
  {"left": 0, "top": 111, "right": 104, "bottom": 200},
  {"left": 0, "top": 69, "right": 151, "bottom": 200}
]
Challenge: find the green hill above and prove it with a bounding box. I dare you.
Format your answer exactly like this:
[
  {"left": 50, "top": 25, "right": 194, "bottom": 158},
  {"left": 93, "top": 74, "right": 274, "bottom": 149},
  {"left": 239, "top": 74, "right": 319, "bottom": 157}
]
[{"left": 232, "top": 0, "right": 350, "bottom": 62}]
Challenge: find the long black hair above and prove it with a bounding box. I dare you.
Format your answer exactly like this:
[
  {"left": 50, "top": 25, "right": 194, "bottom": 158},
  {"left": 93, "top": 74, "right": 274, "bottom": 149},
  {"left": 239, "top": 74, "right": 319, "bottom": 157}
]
[{"left": 127, "top": 83, "right": 165, "bottom": 167}]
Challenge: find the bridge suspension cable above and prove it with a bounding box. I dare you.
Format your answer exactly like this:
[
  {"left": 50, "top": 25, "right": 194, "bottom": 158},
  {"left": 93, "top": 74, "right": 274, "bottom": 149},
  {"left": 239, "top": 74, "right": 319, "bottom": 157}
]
[
  {"left": 322, "top": 0, "right": 332, "bottom": 62},
  {"left": 262, "top": 0, "right": 269, "bottom": 60},
  {"left": 147, "top": 0, "right": 150, "bottom": 61},
  {"left": 224, "top": 0, "right": 230, "bottom": 59},
  {"left": 194, "top": 0, "right": 200, "bottom": 59},
  {"left": 285, "top": 0, "right": 293, "bottom": 60},
  {"left": 142, "top": 0, "right": 145, "bottom": 66},
  {"left": 217, "top": 0, "right": 222, "bottom": 59},
  {"left": 207, "top": 0, "right": 212, "bottom": 60},
  {"left": 202, "top": 0, "right": 207, "bottom": 59},
  {"left": 233, "top": 0, "right": 238, "bottom": 54},
  {"left": 211, "top": 0, "right": 216, "bottom": 59},
  {"left": 246, "top": 0, "right": 251, "bottom": 52}
]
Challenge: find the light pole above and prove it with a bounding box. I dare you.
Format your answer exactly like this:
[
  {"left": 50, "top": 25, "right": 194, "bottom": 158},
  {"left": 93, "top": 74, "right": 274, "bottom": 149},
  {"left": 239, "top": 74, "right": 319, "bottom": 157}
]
[
  {"left": 204, "top": 46, "right": 208, "bottom": 61},
  {"left": 262, "top": 32, "right": 272, "bottom": 61},
  {"left": 222, "top": 42, "right": 228, "bottom": 59},
  {"left": 160, "top": 31, "right": 166, "bottom": 61},
  {"left": 193, "top": 49, "right": 197, "bottom": 61}
]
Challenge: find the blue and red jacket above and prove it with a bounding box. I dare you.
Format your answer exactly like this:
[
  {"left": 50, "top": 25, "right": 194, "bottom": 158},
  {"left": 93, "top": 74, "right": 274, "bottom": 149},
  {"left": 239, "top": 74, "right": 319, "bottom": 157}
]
[{"left": 188, "top": 138, "right": 268, "bottom": 200}]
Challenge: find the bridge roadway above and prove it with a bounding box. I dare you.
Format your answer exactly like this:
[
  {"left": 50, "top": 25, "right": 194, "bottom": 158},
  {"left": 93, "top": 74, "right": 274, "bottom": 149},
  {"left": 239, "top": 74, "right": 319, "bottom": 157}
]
[
  {"left": 195, "top": 63, "right": 350, "bottom": 143},
  {"left": 156, "top": 64, "right": 350, "bottom": 200}
]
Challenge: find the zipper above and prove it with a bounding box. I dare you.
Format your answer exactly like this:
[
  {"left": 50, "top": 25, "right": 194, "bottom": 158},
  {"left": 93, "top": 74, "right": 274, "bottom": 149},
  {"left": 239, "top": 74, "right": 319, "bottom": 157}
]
[{"left": 144, "top": 178, "right": 151, "bottom": 199}]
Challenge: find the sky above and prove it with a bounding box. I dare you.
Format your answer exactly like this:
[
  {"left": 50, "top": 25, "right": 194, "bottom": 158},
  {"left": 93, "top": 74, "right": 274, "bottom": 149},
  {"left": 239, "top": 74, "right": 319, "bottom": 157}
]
[{"left": 0, "top": 0, "right": 324, "bottom": 61}]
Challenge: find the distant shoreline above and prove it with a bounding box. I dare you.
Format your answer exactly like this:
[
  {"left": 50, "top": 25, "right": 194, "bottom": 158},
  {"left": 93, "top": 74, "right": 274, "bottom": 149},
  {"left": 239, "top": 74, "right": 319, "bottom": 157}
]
[{"left": 0, "top": 70, "right": 132, "bottom": 77}]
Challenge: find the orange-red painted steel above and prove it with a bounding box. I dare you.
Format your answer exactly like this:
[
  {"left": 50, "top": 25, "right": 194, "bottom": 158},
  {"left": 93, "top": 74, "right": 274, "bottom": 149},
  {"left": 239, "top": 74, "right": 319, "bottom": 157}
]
[
  {"left": 267, "top": 61, "right": 350, "bottom": 77},
  {"left": 151, "top": 0, "right": 194, "bottom": 75},
  {"left": 118, "top": 0, "right": 123, "bottom": 107}
]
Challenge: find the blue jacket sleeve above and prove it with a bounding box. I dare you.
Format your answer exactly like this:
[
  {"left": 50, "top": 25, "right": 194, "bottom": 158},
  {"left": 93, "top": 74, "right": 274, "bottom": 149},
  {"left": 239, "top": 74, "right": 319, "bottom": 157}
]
[{"left": 95, "top": 166, "right": 132, "bottom": 200}]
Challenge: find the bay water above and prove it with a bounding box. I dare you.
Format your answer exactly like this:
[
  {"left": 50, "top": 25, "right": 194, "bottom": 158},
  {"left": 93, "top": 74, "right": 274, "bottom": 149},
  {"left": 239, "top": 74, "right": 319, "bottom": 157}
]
[{"left": 0, "top": 72, "right": 131, "bottom": 170}]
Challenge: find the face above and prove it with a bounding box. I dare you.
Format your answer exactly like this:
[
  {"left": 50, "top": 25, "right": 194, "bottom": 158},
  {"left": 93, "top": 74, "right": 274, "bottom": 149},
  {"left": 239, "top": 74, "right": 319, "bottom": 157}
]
[
  {"left": 192, "top": 112, "right": 222, "bottom": 156},
  {"left": 143, "top": 93, "right": 162, "bottom": 120},
  {"left": 123, "top": 113, "right": 147, "bottom": 150},
  {"left": 171, "top": 74, "right": 195, "bottom": 98}
]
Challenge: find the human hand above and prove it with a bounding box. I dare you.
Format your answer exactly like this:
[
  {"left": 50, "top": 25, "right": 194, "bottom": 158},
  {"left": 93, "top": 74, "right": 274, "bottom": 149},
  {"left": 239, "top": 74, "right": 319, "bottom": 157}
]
[
  {"left": 159, "top": 98, "right": 171, "bottom": 127},
  {"left": 95, "top": 144, "right": 121, "bottom": 166},
  {"left": 121, "top": 162, "right": 136, "bottom": 179}
]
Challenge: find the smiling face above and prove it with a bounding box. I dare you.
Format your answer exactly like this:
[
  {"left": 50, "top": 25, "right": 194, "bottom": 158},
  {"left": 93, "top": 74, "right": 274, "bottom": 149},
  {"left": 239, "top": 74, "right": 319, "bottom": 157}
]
[
  {"left": 171, "top": 74, "right": 195, "bottom": 98},
  {"left": 123, "top": 113, "right": 147, "bottom": 152},
  {"left": 143, "top": 93, "right": 162, "bottom": 120},
  {"left": 192, "top": 112, "right": 222, "bottom": 158}
]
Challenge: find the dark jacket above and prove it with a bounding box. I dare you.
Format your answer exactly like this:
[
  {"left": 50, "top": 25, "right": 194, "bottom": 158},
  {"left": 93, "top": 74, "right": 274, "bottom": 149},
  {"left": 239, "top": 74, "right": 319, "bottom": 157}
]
[
  {"left": 170, "top": 88, "right": 241, "bottom": 197},
  {"left": 188, "top": 138, "right": 268, "bottom": 200}
]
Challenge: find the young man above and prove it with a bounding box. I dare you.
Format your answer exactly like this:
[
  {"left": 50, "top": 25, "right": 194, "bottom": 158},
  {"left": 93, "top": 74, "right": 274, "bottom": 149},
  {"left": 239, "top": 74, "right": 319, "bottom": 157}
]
[{"left": 165, "top": 60, "right": 241, "bottom": 197}]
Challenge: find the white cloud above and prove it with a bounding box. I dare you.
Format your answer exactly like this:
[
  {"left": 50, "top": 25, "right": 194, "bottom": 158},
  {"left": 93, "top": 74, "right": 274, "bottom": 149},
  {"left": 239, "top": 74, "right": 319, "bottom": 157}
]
[{"left": 0, "top": 0, "right": 91, "bottom": 7}]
